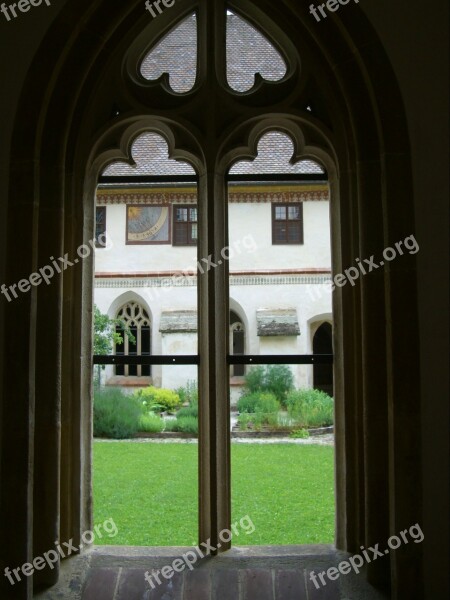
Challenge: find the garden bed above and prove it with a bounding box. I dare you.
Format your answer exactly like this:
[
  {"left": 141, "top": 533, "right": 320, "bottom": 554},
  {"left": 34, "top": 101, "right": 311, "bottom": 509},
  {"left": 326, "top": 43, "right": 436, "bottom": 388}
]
[
  {"left": 93, "top": 371, "right": 334, "bottom": 441},
  {"left": 132, "top": 425, "right": 334, "bottom": 439}
]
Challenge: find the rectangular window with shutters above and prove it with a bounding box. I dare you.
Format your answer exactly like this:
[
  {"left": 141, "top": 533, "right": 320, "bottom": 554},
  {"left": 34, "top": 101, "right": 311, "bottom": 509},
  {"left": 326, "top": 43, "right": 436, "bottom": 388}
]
[
  {"left": 173, "top": 205, "right": 198, "bottom": 246},
  {"left": 272, "top": 202, "right": 304, "bottom": 245}
]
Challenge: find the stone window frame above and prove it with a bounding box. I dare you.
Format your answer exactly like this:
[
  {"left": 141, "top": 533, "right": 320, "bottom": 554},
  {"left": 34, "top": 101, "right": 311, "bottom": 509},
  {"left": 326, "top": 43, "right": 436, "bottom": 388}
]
[{"left": 90, "top": 3, "right": 334, "bottom": 555}]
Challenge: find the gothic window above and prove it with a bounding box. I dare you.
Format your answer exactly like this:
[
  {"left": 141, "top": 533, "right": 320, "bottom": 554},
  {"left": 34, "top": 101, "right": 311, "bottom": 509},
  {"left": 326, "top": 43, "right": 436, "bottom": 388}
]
[
  {"left": 96, "top": 1, "right": 333, "bottom": 551},
  {"left": 115, "top": 302, "right": 151, "bottom": 377}
]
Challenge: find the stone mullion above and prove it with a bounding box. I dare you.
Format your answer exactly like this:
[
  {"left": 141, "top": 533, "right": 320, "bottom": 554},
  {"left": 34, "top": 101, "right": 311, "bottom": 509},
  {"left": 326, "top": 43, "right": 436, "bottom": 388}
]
[
  {"left": 197, "top": 170, "right": 231, "bottom": 554},
  {"left": 197, "top": 0, "right": 231, "bottom": 554}
]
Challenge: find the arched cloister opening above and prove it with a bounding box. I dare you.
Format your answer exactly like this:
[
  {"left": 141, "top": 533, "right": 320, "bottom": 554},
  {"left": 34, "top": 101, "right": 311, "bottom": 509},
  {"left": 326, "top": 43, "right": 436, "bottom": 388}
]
[
  {"left": 0, "top": 1, "right": 423, "bottom": 598},
  {"left": 230, "top": 310, "right": 246, "bottom": 377},
  {"left": 312, "top": 322, "right": 333, "bottom": 396}
]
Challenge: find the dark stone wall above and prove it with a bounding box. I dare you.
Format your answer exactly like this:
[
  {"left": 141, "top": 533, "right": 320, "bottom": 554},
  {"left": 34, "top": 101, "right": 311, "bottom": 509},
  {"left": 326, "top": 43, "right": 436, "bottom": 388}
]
[{"left": 0, "top": 1, "right": 447, "bottom": 598}]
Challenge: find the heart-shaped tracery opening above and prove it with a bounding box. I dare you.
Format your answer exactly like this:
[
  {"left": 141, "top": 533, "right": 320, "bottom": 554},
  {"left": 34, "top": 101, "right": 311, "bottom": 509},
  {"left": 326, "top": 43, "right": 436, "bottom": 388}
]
[
  {"left": 140, "top": 13, "right": 198, "bottom": 94},
  {"left": 102, "top": 132, "right": 196, "bottom": 176},
  {"left": 226, "top": 10, "right": 287, "bottom": 93},
  {"left": 229, "top": 131, "right": 324, "bottom": 174}
]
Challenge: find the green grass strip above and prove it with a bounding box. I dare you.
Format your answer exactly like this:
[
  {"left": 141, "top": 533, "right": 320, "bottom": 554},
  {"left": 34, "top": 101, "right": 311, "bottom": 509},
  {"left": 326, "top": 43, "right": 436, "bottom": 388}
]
[{"left": 93, "top": 441, "right": 334, "bottom": 546}]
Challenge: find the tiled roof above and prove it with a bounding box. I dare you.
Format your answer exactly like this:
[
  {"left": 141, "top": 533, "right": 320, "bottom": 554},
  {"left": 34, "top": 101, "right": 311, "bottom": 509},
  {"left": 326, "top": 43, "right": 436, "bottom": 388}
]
[
  {"left": 256, "top": 309, "right": 300, "bottom": 336},
  {"left": 159, "top": 310, "right": 198, "bottom": 333}
]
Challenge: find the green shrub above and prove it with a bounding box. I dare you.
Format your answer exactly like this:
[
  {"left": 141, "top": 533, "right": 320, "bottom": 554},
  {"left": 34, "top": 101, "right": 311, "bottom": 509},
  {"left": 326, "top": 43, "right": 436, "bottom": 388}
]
[
  {"left": 242, "top": 365, "right": 294, "bottom": 406},
  {"left": 287, "top": 388, "right": 334, "bottom": 428},
  {"left": 135, "top": 387, "right": 182, "bottom": 413},
  {"left": 165, "top": 416, "right": 198, "bottom": 434},
  {"left": 237, "top": 392, "right": 260, "bottom": 414},
  {"left": 243, "top": 366, "right": 266, "bottom": 394},
  {"left": 237, "top": 392, "right": 280, "bottom": 431},
  {"left": 237, "top": 413, "right": 254, "bottom": 431},
  {"left": 94, "top": 388, "right": 143, "bottom": 439},
  {"left": 264, "top": 365, "right": 295, "bottom": 405},
  {"left": 237, "top": 392, "right": 280, "bottom": 415},
  {"left": 176, "top": 405, "right": 198, "bottom": 419},
  {"left": 237, "top": 410, "right": 278, "bottom": 431},
  {"left": 139, "top": 413, "right": 165, "bottom": 433},
  {"left": 290, "top": 428, "right": 310, "bottom": 439},
  {"left": 174, "top": 380, "right": 198, "bottom": 407}
]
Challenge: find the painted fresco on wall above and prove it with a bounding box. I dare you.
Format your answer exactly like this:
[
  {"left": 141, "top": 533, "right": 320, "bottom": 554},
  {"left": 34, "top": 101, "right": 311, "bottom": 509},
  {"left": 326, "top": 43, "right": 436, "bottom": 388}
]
[{"left": 126, "top": 205, "right": 171, "bottom": 244}]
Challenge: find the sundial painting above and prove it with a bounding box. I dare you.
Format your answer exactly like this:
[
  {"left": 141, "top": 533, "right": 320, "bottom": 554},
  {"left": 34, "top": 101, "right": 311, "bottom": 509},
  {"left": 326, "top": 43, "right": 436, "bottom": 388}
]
[{"left": 126, "top": 205, "right": 171, "bottom": 244}]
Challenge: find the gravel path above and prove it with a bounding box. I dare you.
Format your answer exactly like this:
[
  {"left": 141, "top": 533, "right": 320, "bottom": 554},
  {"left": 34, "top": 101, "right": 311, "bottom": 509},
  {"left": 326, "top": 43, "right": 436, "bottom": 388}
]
[{"left": 95, "top": 434, "right": 334, "bottom": 446}]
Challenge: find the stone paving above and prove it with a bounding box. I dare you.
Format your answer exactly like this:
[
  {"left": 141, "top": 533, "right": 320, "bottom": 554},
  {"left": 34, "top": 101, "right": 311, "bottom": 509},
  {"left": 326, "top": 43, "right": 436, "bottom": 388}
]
[{"left": 95, "top": 434, "right": 334, "bottom": 446}]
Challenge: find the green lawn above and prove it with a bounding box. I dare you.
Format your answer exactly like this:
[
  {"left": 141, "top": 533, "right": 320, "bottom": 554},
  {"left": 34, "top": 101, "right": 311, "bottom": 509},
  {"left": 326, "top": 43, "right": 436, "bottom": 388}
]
[{"left": 93, "top": 441, "right": 334, "bottom": 546}]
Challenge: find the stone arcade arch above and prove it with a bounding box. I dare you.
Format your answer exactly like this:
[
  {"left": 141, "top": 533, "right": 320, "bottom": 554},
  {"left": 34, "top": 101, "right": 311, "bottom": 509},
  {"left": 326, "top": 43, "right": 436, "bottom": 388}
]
[
  {"left": 0, "top": 1, "right": 423, "bottom": 598},
  {"left": 230, "top": 309, "right": 246, "bottom": 378}
]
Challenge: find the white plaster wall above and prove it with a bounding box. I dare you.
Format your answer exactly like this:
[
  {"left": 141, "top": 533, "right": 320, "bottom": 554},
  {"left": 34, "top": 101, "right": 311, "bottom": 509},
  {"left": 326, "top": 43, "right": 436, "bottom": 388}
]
[
  {"left": 95, "top": 204, "right": 198, "bottom": 273},
  {"left": 229, "top": 201, "right": 331, "bottom": 270},
  {"left": 94, "top": 281, "right": 332, "bottom": 389},
  {"left": 161, "top": 332, "right": 198, "bottom": 390},
  {"left": 232, "top": 283, "right": 332, "bottom": 388},
  {"left": 94, "top": 199, "right": 332, "bottom": 391},
  {"left": 95, "top": 201, "right": 331, "bottom": 273}
]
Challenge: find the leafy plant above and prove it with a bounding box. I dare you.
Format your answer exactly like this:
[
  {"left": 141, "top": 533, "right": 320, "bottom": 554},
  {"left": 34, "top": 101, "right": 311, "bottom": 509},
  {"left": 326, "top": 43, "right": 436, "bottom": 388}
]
[
  {"left": 176, "top": 405, "right": 198, "bottom": 419},
  {"left": 94, "top": 388, "right": 143, "bottom": 439},
  {"left": 93, "top": 304, "right": 136, "bottom": 355},
  {"left": 237, "top": 410, "right": 279, "bottom": 431},
  {"left": 139, "top": 413, "right": 165, "bottom": 433},
  {"left": 237, "top": 413, "right": 254, "bottom": 431},
  {"left": 93, "top": 305, "right": 136, "bottom": 387},
  {"left": 290, "top": 428, "right": 310, "bottom": 439},
  {"left": 135, "top": 387, "right": 182, "bottom": 413},
  {"left": 242, "top": 366, "right": 266, "bottom": 394},
  {"left": 174, "top": 380, "right": 198, "bottom": 407},
  {"left": 286, "top": 389, "right": 334, "bottom": 428},
  {"left": 172, "top": 381, "right": 199, "bottom": 429},
  {"left": 237, "top": 392, "right": 280, "bottom": 415},
  {"left": 242, "top": 365, "right": 294, "bottom": 406},
  {"left": 264, "top": 364, "right": 295, "bottom": 405},
  {"left": 237, "top": 392, "right": 280, "bottom": 431},
  {"left": 165, "top": 416, "right": 198, "bottom": 434}
]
